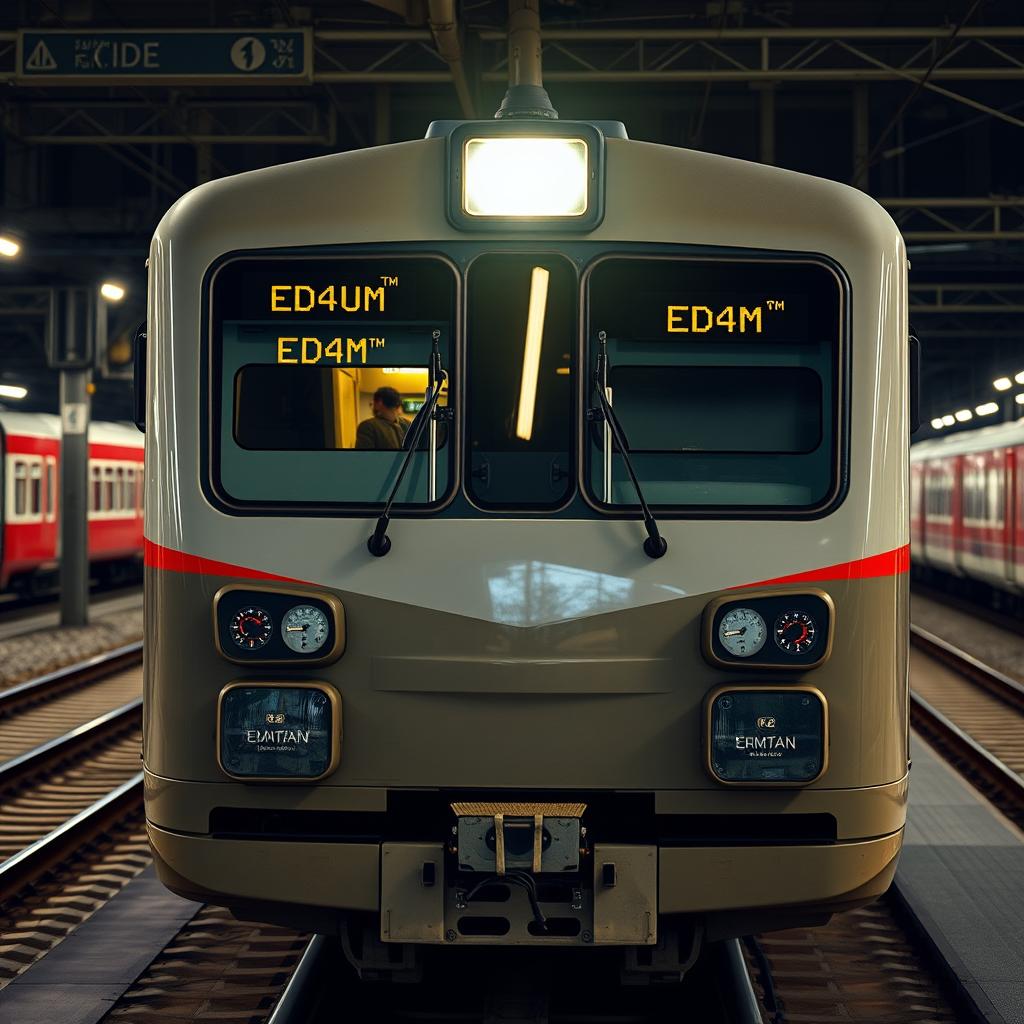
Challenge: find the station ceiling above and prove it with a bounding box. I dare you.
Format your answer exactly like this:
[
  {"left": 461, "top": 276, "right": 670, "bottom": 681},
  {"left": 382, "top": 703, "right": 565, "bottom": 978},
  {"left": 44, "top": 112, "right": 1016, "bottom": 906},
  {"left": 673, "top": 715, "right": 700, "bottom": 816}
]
[{"left": 1, "top": 0, "right": 1022, "bottom": 430}]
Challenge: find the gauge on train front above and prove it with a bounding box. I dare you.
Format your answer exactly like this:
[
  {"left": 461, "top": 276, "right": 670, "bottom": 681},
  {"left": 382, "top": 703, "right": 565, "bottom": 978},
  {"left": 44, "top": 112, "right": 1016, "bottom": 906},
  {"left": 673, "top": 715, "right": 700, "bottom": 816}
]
[{"left": 230, "top": 607, "right": 273, "bottom": 650}]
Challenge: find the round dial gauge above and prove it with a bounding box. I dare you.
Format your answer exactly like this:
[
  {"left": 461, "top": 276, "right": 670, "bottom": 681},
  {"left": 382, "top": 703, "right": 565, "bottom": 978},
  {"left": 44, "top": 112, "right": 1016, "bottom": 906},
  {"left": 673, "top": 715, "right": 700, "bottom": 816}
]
[
  {"left": 281, "top": 604, "right": 330, "bottom": 655},
  {"left": 230, "top": 607, "right": 273, "bottom": 650},
  {"left": 718, "top": 608, "right": 767, "bottom": 658},
  {"left": 775, "top": 611, "right": 817, "bottom": 654}
]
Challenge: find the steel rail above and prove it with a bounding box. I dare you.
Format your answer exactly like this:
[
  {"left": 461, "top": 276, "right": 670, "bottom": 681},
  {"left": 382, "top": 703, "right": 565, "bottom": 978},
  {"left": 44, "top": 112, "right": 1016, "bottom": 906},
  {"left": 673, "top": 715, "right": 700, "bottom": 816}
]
[
  {"left": 720, "top": 938, "right": 765, "bottom": 1024},
  {"left": 0, "top": 640, "right": 143, "bottom": 716},
  {"left": 0, "top": 772, "right": 142, "bottom": 901},
  {"left": 910, "top": 623, "right": 1024, "bottom": 714},
  {"left": 0, "top": 697, "right": 142, "bottom": 786},
  {"left": 266, "top": 935, "right": 331, "bottom": 1024}
]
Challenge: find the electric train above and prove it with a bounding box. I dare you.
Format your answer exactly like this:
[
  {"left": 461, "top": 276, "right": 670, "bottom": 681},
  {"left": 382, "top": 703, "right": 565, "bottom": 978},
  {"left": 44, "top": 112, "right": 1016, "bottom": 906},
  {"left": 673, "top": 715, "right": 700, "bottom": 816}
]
[
  {"left": 911, "top": 419, "right": 1024, "bottom": 596},
  {"left": 0, "top": 411, "right": 144, "bottom": 594},
  {"left": 141, "top": 101, "right": 910, "bottom": 978}
]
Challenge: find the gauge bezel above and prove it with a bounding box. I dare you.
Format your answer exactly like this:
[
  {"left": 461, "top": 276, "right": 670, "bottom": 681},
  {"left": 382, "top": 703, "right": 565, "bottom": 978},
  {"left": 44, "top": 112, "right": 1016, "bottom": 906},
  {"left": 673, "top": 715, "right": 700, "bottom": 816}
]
[
  {"left": 213, "top": 585, "right": 346, "bottom": 665},
  {"left": 716, "top": 606, "right": 768, "bottom": 659},
  {"left": 280, "top": 603, "right": 332, "bottom": 655},
  {"left": 217, "top": 680, "right": 342, "bottom": 782},
  {"left": 701, "top": 589, "right": 834, "bottom": 670}
]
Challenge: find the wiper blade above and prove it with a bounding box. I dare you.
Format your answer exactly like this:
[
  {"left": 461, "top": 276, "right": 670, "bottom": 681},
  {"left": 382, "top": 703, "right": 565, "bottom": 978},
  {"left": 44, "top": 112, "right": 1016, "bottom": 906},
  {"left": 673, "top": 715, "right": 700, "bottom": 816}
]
[
  {"left": 367, "top": 333, "right": 447, "bottom": 557},
  {"left": 593, "top": 332, "right": 667, "bottom": 560}
]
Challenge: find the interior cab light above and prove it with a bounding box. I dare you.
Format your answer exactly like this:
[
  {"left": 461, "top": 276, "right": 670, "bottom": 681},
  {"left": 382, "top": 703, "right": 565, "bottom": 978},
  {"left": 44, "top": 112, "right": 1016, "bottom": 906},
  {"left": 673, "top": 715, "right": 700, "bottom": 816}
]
[
  {"left": 930, "top": 417, "right": 945, "bottom": 430},
  {"left": 994, "top": 377, "right": 1012, "bottom": 391},
  {"left": 464, "top": 137, "right": 588, "bottom": 218},
  {"left": 941, "top": 414, "right": 956, "bottom": 426},
  {"left": 954, "top": 409, "right": 973, "bottom": 422},
  {"left": 976, "top": 402, "right": 999, "bottom": 416},
  {"left": 0, "top": 235, "right": 20, "bottom": 258},
  {"left": 1016, "top": 394, "right": 1024, "bottom": 405},
  {"left": 1015, "top": 371, "right": 1024, "bottom": 385}
]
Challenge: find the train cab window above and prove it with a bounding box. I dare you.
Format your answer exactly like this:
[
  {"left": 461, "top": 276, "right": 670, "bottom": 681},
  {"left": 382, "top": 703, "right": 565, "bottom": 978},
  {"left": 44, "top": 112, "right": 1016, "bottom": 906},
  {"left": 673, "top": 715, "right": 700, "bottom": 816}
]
[
  {"left": 465, "top": 254, "right": 576, "bottom": 510},
  {"left": 210, "top": 256, "right": 457, "bottom": 509},
  {"left": 585, "top": 257, "right": 843, "bottom": 513}
]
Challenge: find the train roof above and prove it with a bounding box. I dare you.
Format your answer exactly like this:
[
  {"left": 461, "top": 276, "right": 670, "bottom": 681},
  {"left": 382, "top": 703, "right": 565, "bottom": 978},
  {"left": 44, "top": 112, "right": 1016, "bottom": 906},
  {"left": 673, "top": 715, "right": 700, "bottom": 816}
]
[
  {"left": 910, "top": 418, "right": 1024, "bottom": 461},
  {"left": 0, "top": 411, "right": 143, "bottom": 448}
]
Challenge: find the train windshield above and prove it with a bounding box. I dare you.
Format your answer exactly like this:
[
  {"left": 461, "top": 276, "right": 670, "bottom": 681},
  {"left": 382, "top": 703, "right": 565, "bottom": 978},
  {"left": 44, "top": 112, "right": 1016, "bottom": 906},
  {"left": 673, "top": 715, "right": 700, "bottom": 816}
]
[
  {"left": 210, "top": 256, "right": 457, "bottom": 509},
  {"left": 465, "top": 254, "right": 576, "bottom": 510},
  {"left": 585, "top": 257, "right": 843, "bottom": 513}
]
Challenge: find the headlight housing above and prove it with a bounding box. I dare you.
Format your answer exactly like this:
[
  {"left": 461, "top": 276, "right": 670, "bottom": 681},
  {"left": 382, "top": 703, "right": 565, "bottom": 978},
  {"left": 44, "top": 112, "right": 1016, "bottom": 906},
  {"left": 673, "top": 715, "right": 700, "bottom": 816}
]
[{"left": 446, "top": 121, "right": 606, "bottom": 231}]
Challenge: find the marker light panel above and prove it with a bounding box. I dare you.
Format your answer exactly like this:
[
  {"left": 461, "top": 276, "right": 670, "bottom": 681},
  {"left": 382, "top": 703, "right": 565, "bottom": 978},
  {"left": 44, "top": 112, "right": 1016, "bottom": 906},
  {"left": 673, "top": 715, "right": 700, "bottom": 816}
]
[{"left": 463, "top": 137, "right": 589, "bottom": 218}]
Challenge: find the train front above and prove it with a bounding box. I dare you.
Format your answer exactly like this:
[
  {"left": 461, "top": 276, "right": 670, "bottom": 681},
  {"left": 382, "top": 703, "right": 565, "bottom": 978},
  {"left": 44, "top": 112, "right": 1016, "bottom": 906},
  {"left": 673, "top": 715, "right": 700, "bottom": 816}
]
[{"left": 142, "top": 117, "right": 909, "bottom": 973}]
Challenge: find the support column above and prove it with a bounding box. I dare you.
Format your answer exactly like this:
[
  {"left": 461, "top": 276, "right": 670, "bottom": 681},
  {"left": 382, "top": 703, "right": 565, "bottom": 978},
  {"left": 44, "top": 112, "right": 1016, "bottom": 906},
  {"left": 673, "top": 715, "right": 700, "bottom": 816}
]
[{"left": 58, "top": 290, "right": 92, "bottom": 627}]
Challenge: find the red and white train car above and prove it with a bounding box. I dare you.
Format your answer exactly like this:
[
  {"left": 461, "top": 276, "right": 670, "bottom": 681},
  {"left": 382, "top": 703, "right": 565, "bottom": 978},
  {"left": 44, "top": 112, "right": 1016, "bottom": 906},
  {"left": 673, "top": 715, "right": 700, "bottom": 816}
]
[
  {"left": 910, "top": 419, "right": 1024, "bottom": 592},
  {"left": 0, "top": 411, "right": 145, "bottom": 593}
]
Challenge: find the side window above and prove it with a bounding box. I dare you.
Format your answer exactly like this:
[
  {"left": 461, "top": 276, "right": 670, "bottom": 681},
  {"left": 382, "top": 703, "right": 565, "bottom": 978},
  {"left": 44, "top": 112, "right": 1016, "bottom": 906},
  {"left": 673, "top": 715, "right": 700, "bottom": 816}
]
[
  {"left": 90, "top": 463, "right": 102, "bottom": 514},
  {"left": 46, "top": 457, "right": 56, "bottom": 520},
  {"left": 30, "top": 463, "right": 42, "bottom": 516},
  {"left": 13, "top": 461, "right": 27, "bottom": 517},
  {"left": 125, "top": 466, "right": 136, "bottom": 514},
  {"left": 115, "top": 466, "right": 125, "bottom": 513},
  {"left": 103, "top": 465, "right": 115, "bottom": 512}
]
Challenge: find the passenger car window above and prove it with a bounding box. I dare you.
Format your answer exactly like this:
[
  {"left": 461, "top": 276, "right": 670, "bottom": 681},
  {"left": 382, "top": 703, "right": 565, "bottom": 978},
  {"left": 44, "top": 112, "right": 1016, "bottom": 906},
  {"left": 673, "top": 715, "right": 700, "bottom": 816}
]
[
  {"left": 465, "top": 253, "right": 575, "bottom": 510},
  {"left": 585, "top": 257, "right": 843, "bottom": 513},
  {"left": 211, "top": 256, "right": 456, "bottom": 509}
]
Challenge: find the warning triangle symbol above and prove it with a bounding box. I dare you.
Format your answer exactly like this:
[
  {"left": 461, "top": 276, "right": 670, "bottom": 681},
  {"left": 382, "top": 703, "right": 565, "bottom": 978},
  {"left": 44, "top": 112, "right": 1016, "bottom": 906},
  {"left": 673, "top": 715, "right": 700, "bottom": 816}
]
[{"left": 25, "top": 40, "right": 58, "bottom": 71}]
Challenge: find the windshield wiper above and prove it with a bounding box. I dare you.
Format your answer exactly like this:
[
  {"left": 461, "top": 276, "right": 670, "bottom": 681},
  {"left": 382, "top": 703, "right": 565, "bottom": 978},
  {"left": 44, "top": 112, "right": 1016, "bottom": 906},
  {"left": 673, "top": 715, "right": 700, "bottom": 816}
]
[
  {"left": 592, "top": 331, "right": 667, "bottom": 559},
  {"left": 367, "top": 334, "right": 447, "bottom": 557}
]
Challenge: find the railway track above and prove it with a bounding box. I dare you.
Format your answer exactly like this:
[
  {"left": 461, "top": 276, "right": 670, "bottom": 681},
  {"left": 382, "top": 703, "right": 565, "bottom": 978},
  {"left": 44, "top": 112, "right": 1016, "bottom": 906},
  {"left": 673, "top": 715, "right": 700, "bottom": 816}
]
[
  {"left": 0, "top": 645, "right": 144, "bottom": 900},
  {"left": 910, "top": 623, "right": 1024, "bottom": 822}
]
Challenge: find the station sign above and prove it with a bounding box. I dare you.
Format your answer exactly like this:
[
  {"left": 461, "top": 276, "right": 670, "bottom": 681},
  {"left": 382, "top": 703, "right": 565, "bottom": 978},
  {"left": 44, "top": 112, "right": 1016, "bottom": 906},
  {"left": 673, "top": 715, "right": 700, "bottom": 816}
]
[{"left": 17, "top": 29, "right": 312, "bottom": 85}]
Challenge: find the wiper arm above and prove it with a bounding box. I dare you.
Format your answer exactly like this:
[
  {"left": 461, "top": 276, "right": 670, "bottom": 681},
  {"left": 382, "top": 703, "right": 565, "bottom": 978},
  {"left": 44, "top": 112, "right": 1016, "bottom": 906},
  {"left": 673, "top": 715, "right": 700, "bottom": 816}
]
[
  {"left": 367, "top": 334, "right": 447, "bottom": 557},
  {"left": 592, "top": 332, "right": 667, "bottom": 559}
]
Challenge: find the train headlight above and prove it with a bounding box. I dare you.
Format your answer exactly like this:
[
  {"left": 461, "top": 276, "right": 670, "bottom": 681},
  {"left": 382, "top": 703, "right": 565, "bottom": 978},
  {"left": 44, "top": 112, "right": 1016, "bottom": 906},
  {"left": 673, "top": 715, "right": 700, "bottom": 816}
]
[
  {"left": 445, "top": 122, "right": 606, "bottom": 231},
  {"left": 705, "top": 686, "right": 828, "bottom": 786},
  {"left": 464, "top": 138, "right": 588, "bottom": 217}
]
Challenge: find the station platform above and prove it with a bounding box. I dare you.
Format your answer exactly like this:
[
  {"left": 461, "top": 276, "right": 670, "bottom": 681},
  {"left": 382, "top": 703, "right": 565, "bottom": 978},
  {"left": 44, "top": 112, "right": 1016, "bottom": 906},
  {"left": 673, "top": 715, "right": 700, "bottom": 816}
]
[
  {"left": 0, "top": 867, "right": 198, "bottom": 1024},
  {"left": 895, "top": 734, "right": 1024, "bottom": 1024}
]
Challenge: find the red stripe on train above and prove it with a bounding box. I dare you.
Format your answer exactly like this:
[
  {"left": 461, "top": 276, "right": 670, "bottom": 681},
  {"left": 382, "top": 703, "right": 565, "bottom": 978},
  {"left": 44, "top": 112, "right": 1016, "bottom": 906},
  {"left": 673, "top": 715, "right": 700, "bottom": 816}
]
[
  {"left": 732, "top": 544, "right": 910, "bottom": 589},
  {"left": 143, "top": 539, "right": 304, "bottom": 583},
  {"left": 147, "top": 537, "right": 910, "bottom": 590}
]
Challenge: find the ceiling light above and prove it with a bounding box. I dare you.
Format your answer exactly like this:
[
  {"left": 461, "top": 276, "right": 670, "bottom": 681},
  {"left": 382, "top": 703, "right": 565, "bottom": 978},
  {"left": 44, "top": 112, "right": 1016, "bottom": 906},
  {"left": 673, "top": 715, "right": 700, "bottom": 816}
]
[
  {"left": 976, "top": 402, "right": 999, "bottom": 416},
  {"left": 100, "top": 282, "right": 126, "bottom": 302},
  {"left": 0, "top": 236, "right": 20, "bottom": 258},
  {"left": 954, "top": 409, "right": 973, "bottom": 422},
  {"left": 930, "top": 417, "right": 945, "bottom": 430},
  {"left": 941, "top": 414, "right": 956, "bottom": 426},
  {"left": 0, "top": 384, "right": 27, "bottom": 400},
  {"left": 1015, "top": 371, "right": 1024, "bottom": 385},
  {"left": 994, "top": 377, "right": 1012, "bottom": 391},
  {"left": 1016, "top": 394, "right": 1024, "bottom": 405}
]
